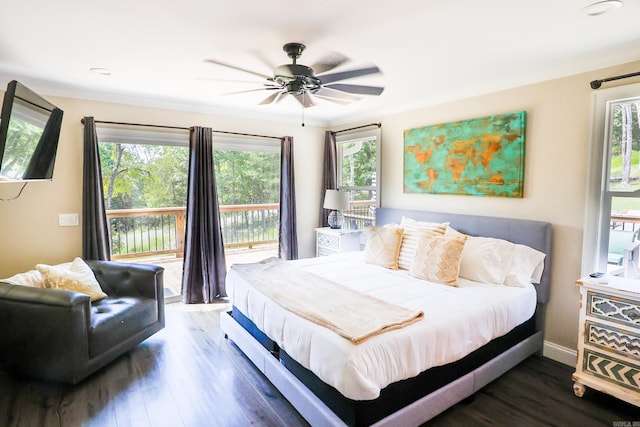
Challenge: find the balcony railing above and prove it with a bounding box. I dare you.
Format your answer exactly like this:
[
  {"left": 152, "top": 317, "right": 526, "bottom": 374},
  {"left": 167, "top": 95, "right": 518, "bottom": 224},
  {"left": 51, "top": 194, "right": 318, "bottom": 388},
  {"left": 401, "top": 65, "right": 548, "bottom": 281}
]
[
  {"left": 106, "top": 203, "right": 279, "bottom": 260},
  {"left": 106, "top": 200, "right": 376, "bottom": 260},
  {"left": 219, "top": 203, "right": 279, "bottom": 249},
  {"left": 343, "top": 200, "right": 376, "bottom": 230},
  {"left": 106, "top": 207, "right": 184, "bottom": 260},
  {"left": 611, "top": 214, "right": 640, "bottom": 233}
]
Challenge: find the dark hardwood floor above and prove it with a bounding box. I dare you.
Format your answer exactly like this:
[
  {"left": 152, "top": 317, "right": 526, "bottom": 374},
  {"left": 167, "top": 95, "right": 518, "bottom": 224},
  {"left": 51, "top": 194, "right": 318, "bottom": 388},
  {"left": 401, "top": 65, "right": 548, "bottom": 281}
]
[{"left": 0, "top": 303, "right": 637, "bottom": 427}]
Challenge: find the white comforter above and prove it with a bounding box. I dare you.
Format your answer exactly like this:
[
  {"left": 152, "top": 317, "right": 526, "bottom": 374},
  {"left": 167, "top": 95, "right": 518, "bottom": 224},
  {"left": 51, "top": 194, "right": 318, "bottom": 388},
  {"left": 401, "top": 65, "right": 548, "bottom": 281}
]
[{"left": 227, "top": 252, "right": 537, "bottom": 401}]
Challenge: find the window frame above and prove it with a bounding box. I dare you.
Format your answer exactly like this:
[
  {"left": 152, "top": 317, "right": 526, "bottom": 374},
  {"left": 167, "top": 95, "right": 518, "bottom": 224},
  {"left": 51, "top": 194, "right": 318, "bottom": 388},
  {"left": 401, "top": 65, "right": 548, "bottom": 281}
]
[
  {"left": 96, "top": 126, "right": 189, "bottom": 148},
  {"left": 582, "top": 82, "right": 640, "bottom": 275},
  {"left": 334, "top": 127, "right": 381, "bottom": 229},
  {"left": 336, "top": 128, "right": 381, "bottom": 205}
]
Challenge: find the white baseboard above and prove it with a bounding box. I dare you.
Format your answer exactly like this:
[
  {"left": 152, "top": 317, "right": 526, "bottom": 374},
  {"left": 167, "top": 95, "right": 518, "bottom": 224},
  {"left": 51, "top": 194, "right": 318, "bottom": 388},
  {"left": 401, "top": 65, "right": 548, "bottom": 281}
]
[{"left": 543, "top": 340, "right": 577, "bottom": 367}]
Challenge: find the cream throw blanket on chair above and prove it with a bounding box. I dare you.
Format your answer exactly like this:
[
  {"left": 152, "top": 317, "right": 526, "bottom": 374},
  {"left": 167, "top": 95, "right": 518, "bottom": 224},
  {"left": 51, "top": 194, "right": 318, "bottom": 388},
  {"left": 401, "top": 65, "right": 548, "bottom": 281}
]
[{"left": 231, "top": 257, "right": 424, "bottom": 344}]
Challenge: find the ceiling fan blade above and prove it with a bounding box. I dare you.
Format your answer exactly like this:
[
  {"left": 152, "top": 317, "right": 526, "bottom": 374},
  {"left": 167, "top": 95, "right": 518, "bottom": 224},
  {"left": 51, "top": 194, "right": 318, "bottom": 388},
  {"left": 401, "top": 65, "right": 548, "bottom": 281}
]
[
  {"left": 310, "top": 52, "right": 350, "bottom": 75},
  {"left": 317, "top": 66, "right": 381, "bottom": 84},
  {"left": 313, "top": 94, "right": 353, "bottom": 106},
  {"left": 199, "top": 77, "right": 266, "bottom": 84},
  {"left": 224, "top": 86, "right": 281, "bottom": 96},
  {"left": 249, "top": 50, "right": 277, "bottom": 71},
  {"left": 293, "top": 92, "right": 316, "bottom": 108},
  {"left": 204, "top": 59, "right": 272, "bottom": 80},
  {"left": 324, "top": 83, "right": 385, "bottom": 96},
  {"left": 314, "top": 87, "right": 360, "bottom": 101},
  {"left": 259, "top": 91, "right": 284, "bottom": 105}
]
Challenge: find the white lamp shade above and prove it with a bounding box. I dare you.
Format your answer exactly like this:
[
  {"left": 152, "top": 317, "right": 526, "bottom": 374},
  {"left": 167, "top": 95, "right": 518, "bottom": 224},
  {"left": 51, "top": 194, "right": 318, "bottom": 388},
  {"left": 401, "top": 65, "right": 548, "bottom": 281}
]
[{"left": 323, "top": 189, "right": 349, "bottom": 210}]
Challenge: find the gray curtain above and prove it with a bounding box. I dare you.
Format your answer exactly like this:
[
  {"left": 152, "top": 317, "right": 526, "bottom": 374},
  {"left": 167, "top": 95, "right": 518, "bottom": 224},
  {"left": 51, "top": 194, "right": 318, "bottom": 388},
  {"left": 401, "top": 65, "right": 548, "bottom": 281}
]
[
  {"left": 181, "top": 126, "right": 227, "bottom": 303},
  {"left": 82, "top": 117, "right": 111, "bottom": 260},
  {"left": 279, "top": 136, "right": 298, "bottom": 260},
  {"left": 319, "top": 131, "right": 337, "bottom": 227}
]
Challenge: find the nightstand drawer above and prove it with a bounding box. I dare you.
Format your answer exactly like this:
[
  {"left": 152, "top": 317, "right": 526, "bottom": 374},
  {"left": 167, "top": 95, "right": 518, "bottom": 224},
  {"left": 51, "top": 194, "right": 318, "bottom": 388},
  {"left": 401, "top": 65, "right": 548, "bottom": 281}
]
[
  {"left": 587, "top": 291, "right": 640, "bottom": 328},
  {"left": 582, "top": 349, "right": 640, "bottom": 392},
  {"left": 574, "top": 277, "right": 640, "bottom": 407},
  {"left": 317, "top": 232, "right": 339, "bottom": 249},
  {"left": 315, "top": 227, "right": 361, "bottom": 257},
  {"left": 585, "top": 320, "right": 640, "bottom": 359},
  {"left": 317, "top": 246, "right": 337, "bottom": 257}
]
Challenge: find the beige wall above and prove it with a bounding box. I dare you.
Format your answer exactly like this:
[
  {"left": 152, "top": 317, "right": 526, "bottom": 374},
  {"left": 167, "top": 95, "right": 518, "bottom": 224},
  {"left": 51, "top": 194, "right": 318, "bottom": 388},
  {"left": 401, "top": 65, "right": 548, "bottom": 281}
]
[
  {"left": 0, "top": 98, "right": 324, "bottom": 275},
  {"left": 2, "top": 59, "right": 640, "bottom": 358},
  {"left": 357, "top": 59, "right": 640, "bottom": 355}
]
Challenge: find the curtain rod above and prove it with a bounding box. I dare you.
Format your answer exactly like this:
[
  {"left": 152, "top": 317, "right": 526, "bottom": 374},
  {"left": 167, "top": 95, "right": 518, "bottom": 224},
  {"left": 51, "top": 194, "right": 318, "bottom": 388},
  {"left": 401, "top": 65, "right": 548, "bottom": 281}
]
[
  {"left": 333, "top": 122, "right": 381, "bottom": 134},
  {"left": 80, "top": 119, "right": 282, "bottom": 140},
  {"left": 590, "top": 71, "right": 640, "bottom": 89}
]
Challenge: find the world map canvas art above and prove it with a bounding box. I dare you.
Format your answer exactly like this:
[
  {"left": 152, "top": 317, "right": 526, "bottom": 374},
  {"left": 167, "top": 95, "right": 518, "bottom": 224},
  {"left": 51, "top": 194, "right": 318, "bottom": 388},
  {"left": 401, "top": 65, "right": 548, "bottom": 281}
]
[{"left": 403, "top": 111, "right": 526, "bottom": 197}]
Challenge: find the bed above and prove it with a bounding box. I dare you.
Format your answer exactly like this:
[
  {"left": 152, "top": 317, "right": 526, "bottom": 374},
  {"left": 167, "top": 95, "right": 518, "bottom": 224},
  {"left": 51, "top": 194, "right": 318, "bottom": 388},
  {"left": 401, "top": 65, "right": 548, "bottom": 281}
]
[{"left": 221, "top": 208, "right": 552, "bottom": 426}]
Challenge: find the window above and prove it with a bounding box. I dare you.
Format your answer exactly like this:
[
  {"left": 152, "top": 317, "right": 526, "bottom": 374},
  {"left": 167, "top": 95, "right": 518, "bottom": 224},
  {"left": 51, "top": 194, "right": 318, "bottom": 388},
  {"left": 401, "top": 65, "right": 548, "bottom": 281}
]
[
  {"left": 97, "top": 127, "right": 189, "bottom": 256},
  {"left": 97, "top": 126, "right": 281, "bottom": 300},
  {"left": 97, "top": 126, "right": 189, "bottom": 301},
  {"left": 583, "top": 83, "right": 640, "bottom": 276},
  {"left": 213, "top": 135, "right": 281, "bottom": 254},
  {"left": 336, "top": 128, "right": 381, "bottom": 229}
]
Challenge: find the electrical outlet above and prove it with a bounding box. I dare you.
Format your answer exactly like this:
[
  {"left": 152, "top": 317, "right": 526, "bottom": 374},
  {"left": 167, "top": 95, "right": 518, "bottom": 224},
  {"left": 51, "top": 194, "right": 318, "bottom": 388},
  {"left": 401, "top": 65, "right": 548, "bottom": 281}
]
[{"left": 58, "top": 213, "right": 79, "bottom": 227}]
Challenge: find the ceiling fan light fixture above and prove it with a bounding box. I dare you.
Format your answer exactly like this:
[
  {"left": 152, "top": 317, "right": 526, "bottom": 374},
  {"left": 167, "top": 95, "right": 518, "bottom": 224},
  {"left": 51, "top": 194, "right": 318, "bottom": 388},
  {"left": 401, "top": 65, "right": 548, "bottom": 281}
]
[
  {"left": 583, "top": 0, "right": 623, "bottom": 16},
  {"left": 286, "top": 81, "right": 305, "bottom": 95}
]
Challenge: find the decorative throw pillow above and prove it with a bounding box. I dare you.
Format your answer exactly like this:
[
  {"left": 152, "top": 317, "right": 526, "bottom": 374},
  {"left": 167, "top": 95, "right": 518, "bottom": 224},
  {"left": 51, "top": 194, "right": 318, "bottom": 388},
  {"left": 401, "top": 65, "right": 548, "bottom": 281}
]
[
  {"left": 409, "top": 233, "right": 468, "bottom": 287},
  {"left": 1, "top": 269, "right": 44, "bottom": 287},
  {"left": 36, "top": 257, "right": 107, "bottom": 301},
  {"left": 363, "top": 226, "right": 404, "bottom": 270},
  {"left": 445, "top": 225, "right": 464, "bottom": 237},
  {"left": 397, "top": 217, "right": 448, "bottom": 270}
]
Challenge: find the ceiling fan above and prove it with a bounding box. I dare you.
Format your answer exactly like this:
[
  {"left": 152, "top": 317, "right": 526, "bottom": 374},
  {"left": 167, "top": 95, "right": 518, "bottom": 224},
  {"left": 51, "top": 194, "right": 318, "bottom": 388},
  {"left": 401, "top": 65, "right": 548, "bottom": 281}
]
[{"left": 205, "top": 42, "right": 384, "bottom": 108}]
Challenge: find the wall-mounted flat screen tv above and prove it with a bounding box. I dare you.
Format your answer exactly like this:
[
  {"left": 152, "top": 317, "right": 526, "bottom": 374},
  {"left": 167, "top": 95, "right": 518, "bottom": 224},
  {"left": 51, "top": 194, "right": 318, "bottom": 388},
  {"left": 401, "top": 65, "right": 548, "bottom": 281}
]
[{"left": 0, "top": 80, "right": 64, "bottom": 182}]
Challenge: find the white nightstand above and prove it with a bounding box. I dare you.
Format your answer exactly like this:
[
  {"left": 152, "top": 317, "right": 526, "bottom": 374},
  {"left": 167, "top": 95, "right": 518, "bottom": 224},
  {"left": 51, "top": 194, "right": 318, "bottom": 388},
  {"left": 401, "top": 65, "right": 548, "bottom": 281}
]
[
  {"left": 315, "top": 227, "right": 361, "bottom": 257},
  {"left": 572, "top": 275, "right": 640, "bottom": 407}
]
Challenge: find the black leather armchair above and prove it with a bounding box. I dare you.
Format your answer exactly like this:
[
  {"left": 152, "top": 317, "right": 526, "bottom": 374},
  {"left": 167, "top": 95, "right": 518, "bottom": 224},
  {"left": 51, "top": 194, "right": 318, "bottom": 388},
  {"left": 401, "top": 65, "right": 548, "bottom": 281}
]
[{"left": 0, "top": 260, "right": 164, "bottom": 384}]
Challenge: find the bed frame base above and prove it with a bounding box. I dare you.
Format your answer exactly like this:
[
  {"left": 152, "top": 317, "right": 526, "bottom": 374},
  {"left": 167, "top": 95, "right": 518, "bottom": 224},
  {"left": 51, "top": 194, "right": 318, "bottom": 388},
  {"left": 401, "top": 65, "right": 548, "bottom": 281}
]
[{"left": 221, "top": 311, "right": 543, "bottom": 427}]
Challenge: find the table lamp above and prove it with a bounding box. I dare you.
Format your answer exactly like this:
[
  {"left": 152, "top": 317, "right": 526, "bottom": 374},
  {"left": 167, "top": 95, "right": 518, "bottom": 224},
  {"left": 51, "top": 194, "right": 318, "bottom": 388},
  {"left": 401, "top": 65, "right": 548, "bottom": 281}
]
[{"left": 323, "top": 189, "right": 349, "bottom": 229}]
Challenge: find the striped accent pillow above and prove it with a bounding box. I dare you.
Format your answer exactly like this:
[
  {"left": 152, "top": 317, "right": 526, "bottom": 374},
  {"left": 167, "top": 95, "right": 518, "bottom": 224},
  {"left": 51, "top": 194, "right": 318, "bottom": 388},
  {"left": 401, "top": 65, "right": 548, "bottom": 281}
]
[
  {"left": 397, "top": 217, "right": 448, "bottom": 270},
  {"left": 409, "top": 233, "right": 468, "bottom": 287}
]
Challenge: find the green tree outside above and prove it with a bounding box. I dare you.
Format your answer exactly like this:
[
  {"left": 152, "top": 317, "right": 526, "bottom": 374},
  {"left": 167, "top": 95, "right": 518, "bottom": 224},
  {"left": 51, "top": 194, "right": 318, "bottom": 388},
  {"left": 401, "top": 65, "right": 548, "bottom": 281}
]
[{"left": 98, "top": 141, "right": 280, "bottom": 255}]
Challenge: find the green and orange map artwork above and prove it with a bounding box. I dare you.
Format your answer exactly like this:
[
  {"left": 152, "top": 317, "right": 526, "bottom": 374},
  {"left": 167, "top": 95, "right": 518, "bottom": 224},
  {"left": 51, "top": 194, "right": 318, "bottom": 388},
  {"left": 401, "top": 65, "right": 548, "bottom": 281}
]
[{"left": 403, "top": 111, "right": 526, "bottom": 197}]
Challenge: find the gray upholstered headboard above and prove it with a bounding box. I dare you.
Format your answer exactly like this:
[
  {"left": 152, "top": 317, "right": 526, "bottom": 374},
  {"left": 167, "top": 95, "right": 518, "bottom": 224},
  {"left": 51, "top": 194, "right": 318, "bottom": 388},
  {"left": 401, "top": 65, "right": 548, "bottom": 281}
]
[{"left": 375, "top": 208, "right": 553, "bottom": 305}]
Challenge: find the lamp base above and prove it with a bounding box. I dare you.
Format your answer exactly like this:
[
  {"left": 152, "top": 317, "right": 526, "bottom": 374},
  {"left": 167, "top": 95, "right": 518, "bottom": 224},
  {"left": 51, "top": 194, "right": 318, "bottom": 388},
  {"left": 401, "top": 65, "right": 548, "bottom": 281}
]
[{"left": 327, "top": 210, "right": 344, "bottom": 229}]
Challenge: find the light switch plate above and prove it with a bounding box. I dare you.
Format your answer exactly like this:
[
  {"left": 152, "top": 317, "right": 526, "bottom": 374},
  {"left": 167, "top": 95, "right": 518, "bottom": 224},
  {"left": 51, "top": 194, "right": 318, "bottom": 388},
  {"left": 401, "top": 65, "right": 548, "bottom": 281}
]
[{"left": 58, "top": 213, "right": 79, "bottom": 226}]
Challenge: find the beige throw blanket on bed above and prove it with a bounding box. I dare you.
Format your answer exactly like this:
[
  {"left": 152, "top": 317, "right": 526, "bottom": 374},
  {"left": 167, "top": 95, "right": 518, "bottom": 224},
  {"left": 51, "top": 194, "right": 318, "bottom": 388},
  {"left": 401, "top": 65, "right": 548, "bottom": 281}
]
[{"left": 231, "top": 257, "right": 424, "bottom": 344}]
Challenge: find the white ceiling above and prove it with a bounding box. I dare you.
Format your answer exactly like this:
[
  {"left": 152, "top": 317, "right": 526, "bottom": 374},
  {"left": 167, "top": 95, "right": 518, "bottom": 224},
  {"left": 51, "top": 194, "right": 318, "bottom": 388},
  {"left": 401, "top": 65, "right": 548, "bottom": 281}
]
[{"left": 0, "top": 0, "right": 639, "bottom": 126}]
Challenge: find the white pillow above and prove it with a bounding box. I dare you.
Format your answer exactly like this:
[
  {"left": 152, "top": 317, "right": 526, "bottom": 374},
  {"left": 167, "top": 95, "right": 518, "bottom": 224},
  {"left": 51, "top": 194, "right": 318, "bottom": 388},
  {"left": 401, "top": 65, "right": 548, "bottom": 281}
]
[
  {"left": 458, "top": 236, "right": 512, "bottom": 285},
  {"left": 448, "top": 227, "right": 546, "bottom": 287},
  {"left": 502, "top": 244, "right": 546, "bottom": 288},
  {"left": 1, "top": 270, "right": 44, "bottom": 287},
  {"left": 397, "top": 217, "right": 448, "bottom": 270},
  {"left": 36, "top": 258, "right": 107, "bottom": 301},
  {"left": 531, "top": 259, "right": 546, "bottom": 284}
]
